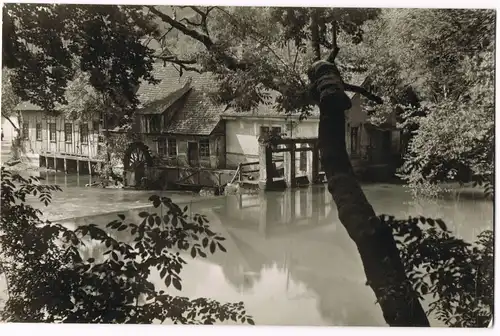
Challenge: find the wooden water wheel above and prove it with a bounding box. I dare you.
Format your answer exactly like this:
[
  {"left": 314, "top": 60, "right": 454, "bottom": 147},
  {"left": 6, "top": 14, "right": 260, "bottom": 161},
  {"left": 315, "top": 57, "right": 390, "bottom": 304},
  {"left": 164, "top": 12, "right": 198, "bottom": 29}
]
[{"left": 123, "top": 142, "right": 153, "bottom": 171}]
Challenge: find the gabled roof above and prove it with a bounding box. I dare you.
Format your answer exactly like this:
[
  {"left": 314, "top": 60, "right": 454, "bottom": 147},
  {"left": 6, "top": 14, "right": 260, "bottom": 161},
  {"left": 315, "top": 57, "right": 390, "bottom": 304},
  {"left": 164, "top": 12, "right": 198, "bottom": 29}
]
[
  {"left": 14, "top": 61, "right": 211, "bottom": 112},
  {"left": 136, "top": 82, "right": 192, "bottom": 115},
  {"left": 164, "top": 88, "right": 225, "bottom": 135}
]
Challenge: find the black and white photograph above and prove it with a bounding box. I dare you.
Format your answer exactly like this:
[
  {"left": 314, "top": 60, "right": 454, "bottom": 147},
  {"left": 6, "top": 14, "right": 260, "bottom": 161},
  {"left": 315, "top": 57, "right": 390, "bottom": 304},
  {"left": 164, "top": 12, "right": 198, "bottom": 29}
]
[{"left": 0, "top": 0, "right": 496, "bottom": 330}]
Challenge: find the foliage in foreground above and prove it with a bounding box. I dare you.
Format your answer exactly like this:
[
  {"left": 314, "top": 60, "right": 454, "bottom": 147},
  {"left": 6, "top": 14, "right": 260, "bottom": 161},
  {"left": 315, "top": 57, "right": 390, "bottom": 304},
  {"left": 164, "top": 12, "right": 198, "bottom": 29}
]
[
  {"left": 0, "top": 168, "right": 254, "bottom": 324},
  {"left": 380, "top": 214, "right": 493, "bottom": 327}
]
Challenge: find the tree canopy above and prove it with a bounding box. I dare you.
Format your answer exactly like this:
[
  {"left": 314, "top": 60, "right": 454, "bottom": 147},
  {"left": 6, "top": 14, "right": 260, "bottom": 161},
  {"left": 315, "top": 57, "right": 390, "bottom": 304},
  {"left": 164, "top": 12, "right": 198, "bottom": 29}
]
[
  {"left": 348, "top": 9, "right": 495, "bottom": 196},
  {"left": 2, "top": 5, "right": 381, "bottom": 117}
]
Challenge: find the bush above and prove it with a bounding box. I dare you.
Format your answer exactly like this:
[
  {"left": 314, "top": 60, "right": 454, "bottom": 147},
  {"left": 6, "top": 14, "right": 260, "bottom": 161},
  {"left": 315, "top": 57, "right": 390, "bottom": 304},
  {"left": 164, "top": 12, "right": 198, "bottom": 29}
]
[{"left": 0, "top": 167, "right": 254, "bottom": 324}]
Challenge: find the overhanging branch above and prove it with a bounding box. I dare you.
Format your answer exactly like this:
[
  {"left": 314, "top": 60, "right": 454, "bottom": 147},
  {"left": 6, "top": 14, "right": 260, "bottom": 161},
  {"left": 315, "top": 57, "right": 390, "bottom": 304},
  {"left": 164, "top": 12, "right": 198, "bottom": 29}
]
[{"left": 344, "top": 83, "right": 383, "bottom": 104}]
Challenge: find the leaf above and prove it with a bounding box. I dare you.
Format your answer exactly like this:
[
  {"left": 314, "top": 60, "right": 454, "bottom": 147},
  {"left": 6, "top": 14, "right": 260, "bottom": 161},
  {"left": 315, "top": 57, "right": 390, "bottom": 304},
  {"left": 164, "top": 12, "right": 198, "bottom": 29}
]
[
  {"left": 248, "top": 318, "right": 255, "bottom": 325},
  {"left": 138, "top": 211, "right": 149, "bottom": 218},
  {"left": 217, "top": 243, "right": 227, "bottom": 252},
  {"left": 210, "top": 241, "right": 216, "bottom": 254},
  {"left": 191, "top": 247, "right": 197, "bottom": 258},
  {"left": 426, "top": 218, "right": 435, "bottom": 227},
  {"left": 117, "top": 214, "right": 125, "bottom": 220},
  {"left": 172, "top": 278, "right": 182, "bottom": 291},
  {"left": 202, "top": 237, "right": 209, "bottom": 248},
  {"left": 165, "top": 275, "right": 172, "bottom": 287},
  {"left": 436, "top": 219, "right": 448, "bottom": 231},
  {"left": 160, "top": 267, "right": 167, "bottom": 279}
]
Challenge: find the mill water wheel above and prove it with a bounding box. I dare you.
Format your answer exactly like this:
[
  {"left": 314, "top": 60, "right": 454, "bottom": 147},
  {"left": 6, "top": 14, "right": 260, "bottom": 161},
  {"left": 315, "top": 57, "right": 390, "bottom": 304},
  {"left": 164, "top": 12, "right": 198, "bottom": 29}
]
[{"left": 123, "top": 142, "right": 154, "bottom": 187}]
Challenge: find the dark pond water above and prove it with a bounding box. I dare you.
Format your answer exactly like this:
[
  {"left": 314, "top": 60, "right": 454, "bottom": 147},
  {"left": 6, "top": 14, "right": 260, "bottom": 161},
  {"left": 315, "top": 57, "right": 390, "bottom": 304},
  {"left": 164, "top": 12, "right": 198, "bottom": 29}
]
[{"left": 5, "top": 171, "right": 494, "bottom": 326}]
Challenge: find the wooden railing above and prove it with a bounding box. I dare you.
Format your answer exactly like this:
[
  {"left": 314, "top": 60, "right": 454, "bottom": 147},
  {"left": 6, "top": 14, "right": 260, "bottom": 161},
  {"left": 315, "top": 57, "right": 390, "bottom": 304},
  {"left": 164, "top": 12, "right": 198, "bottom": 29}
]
[{"left": 228, "top": 164, "right": 241, "bottom": 185}]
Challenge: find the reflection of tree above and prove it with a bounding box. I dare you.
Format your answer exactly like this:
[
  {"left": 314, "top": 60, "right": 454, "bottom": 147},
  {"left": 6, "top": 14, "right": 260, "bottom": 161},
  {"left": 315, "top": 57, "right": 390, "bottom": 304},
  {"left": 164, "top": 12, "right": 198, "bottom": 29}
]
[
  {"left": 210, "top": 186, "right": 493, "bottom": 326},
  {"left": 211, "top": 186, "right": 386, "bottom": 325}
]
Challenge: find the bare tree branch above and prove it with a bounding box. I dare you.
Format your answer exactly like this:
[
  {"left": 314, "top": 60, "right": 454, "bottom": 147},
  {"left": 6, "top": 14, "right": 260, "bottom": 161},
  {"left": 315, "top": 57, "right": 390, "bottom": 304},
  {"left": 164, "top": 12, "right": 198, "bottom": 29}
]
[
  {"left": 343, "top": 83, "right": 383, "bottom": 104},
  {"left": 147, "top": 6, "right": 214, "bottom": 49},
  {"left": 147, "top": 5, "right": 248, "bottom": 72},
  {"left": 326, "top": 20, "right": 339, "bottom": 63},
  {"left": 310, "top": 9, "right": 321, "bottom": 61},
  {"left": 179, "top": 17, "right": 202, "bottom": 27}
]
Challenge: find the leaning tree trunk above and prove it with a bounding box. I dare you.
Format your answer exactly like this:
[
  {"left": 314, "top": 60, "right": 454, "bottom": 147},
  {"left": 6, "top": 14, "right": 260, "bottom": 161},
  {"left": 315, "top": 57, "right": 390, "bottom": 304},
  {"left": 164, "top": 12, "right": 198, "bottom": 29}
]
[
  {"left": 307, "top": 60, "right": 430, "bottom": 326},
  {"left": 306, "top": 14, "right": 429, "bottom": 325}
]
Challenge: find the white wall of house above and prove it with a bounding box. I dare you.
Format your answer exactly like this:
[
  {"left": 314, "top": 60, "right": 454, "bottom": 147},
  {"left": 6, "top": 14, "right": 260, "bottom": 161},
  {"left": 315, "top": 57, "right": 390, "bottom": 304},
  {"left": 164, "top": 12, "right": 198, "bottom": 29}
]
[
  {"left": 19, "top": 110, "right": 101, "bottom": 158},
  {"left": 224, "top": 117, "right": 320, "bottom": 168},
  {"left": 224, "top": 96, "right": 370, "bottom": 168},
  {"left": 1, "top": 115, "right": 19, "bottom": 143}
]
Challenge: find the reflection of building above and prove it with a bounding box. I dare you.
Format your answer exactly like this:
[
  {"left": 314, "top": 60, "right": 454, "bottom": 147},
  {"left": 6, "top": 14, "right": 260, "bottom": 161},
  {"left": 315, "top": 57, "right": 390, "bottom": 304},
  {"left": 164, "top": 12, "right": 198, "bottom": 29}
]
[
  {"left": 205, "top": 186, "right": 386, "bottom": 326},
  {"left": 218, "top": 186, "right": 332, "bottom": 238}
]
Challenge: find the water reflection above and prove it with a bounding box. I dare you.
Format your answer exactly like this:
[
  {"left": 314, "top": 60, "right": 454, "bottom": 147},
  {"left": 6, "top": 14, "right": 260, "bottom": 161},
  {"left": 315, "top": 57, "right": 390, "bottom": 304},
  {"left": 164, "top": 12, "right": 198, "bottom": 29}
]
[{"left": 48, "top": 181, "right": 493, "bottom": 326}]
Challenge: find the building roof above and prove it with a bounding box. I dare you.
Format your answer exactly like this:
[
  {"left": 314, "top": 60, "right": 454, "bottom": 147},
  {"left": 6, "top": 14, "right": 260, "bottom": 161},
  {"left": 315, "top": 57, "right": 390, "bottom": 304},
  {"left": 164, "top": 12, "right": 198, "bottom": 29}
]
[
  {"left": 136, "top": 83, "right": 192, "bottom": 115},
  {"left": 164, "top": 88, "right": 225, "bottom": 135},
  {"left": 15, "top": 101, "right": 43, "bottom": 111}
]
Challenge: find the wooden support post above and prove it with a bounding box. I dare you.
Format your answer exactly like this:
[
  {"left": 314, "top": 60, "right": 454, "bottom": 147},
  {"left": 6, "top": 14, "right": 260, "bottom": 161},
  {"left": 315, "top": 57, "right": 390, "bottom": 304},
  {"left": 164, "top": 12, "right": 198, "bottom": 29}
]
[
  {"left": 63, "top": 158, "right": 67, "bottom": 174},
  {"left": 76, "top": 159, "right": 80, "bottom": 174},
  {"left": 88, "top": 160, "right": 92, "bottom": 175},
  {"left": 258, "top": 139, "right": 272, "bottom": 189},
  {"left": 312, "top": 144, "right": 320, "bottom": 184}
]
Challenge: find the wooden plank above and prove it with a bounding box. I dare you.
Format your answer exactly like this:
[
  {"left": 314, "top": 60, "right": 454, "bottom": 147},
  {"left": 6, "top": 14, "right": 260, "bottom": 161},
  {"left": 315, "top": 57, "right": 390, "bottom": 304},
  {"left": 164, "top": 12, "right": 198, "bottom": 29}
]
[
  {"left": 242, "top": 169, "right": 259, "bottom": 173},
  {"left": 274, "top": 137, "right": 318, "bottom": 145},
  {"left": 240, "top": 161, "right": 259, "bottom": 167},
  {"left": 272, "top": 147, "right": 312, "bottom": 153}
]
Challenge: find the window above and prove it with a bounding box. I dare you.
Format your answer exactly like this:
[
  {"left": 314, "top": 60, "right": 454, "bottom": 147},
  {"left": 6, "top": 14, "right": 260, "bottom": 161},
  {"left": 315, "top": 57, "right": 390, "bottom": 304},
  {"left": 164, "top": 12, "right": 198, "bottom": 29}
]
[
  {"left": 35, "top": 123, "right": 42, "bottom": 141},
  {"left": 151, "top": 115, "right": 161, "bottom": 133},
  {"left": 271, "top": 126, "right": 282, "bottom": 136},
  {"left": 144, "top": 115, "right": 161, "bottom": 133},
  {"left": 351, "top": 126, "right": 359, "bottom": 154},
  {"left": 157, "top": 137, "right": 167, "bottom": 156},
  {"left": 64, "top": 123, "right": 72, "bottom": 143},
  {"left": 80, "top": 123, "right": 89, "bottom": 144},
  {"left": 92, "top": 121, "right": 100, "bottom": 133},
  {"left": 48, "top": 123, "right": 56, "bottom": 142},
  {"left": 21, "top": 122, "right": 29, "bottom": 140},
  {"left": 199, "top": 139, "right": 210, "bottom": 158},
  {"left": 167, "top": 138, "right": 177, "bottom": 156},
  {"left": 260, "top": 126, "right": 270, "bottom": 136}
]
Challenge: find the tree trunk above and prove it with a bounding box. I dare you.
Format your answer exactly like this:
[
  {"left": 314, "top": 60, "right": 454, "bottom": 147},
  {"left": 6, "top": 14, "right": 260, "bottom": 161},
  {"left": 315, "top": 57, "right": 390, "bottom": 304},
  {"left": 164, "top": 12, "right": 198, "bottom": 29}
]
[
  {"left": 310, "top": 9, "right": 321, "bottom": 61},
  {"left": 315, "top": 85, "right": 430, "bottom": 326}
]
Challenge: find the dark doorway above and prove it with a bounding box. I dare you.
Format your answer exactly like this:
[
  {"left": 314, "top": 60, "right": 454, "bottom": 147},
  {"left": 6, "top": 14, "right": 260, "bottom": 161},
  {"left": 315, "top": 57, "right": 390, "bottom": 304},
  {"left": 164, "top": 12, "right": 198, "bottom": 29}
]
[{"left": 188, "top": 142, "right": 199, "bottom": 166}]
